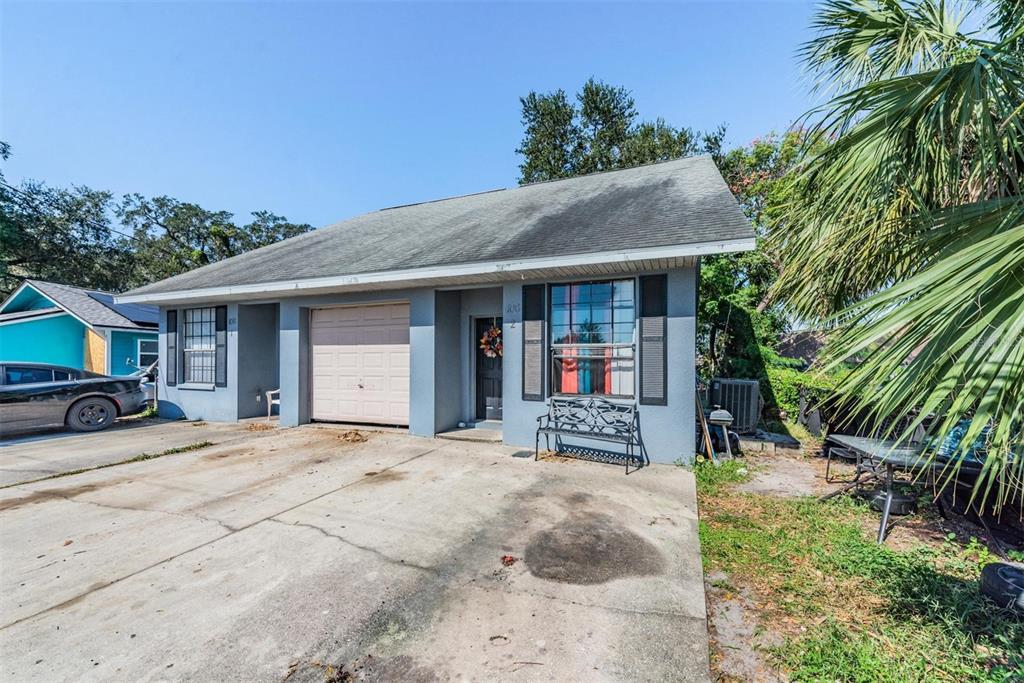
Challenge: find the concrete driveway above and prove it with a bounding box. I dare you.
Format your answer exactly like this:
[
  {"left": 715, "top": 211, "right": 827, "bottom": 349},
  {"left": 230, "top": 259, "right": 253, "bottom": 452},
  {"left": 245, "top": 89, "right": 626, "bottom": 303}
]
[
  {"left": 0, "top": 424, "right": 709, "bottom": 682},
  {"left": 0, "top": 418, "right": 256, "bottom": 487}
]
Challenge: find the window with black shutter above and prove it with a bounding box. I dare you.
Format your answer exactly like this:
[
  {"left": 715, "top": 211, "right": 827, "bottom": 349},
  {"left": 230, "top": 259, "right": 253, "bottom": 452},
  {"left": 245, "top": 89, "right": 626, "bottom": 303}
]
[
  {"left": 522, "top": 284, "right": 545, "bottom": 401},
  {"left": 639, "top": 274, "right": 667, "bottom": 405},
  {"left": 179, "top": 305, "right": 227, "bottom": 386},
  {"left": 166, "top": 310, "right": 177, "bottom": 387}
]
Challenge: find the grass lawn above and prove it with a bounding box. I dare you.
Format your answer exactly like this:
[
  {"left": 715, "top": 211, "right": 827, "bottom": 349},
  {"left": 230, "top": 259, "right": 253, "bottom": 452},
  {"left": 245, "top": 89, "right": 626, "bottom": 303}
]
[{"left": 696, "top": 457, "right": 1023, "bottom": 682}]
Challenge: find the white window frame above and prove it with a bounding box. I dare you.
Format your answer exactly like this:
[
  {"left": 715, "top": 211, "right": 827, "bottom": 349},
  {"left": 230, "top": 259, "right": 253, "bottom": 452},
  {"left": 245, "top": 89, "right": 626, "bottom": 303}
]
[
  {"left": 549, "top": 278, "right": 637, "bottom": 399},
  {"left": 182, "top": 307, "right": 217, "bottom": 385},
  {"left": 137, "top": 338, "right": 159, "bottom": 369}
]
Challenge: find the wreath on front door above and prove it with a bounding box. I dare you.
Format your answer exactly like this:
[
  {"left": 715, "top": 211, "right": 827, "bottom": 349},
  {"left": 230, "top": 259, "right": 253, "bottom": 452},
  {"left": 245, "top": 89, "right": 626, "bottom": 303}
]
[{"left": 479, "top": 324, "right": 503, "bottom": 358}]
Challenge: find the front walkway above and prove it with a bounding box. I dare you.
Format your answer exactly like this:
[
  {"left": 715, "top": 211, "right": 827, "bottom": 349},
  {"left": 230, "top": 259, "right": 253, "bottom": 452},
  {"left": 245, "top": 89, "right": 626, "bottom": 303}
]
[{"left": 0, "top": 424, "right": 709, "bottom": 681}]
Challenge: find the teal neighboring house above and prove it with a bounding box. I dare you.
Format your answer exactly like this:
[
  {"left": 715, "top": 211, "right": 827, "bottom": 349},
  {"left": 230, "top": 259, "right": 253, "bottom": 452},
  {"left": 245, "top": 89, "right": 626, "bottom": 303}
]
[{"left": 0, "top": 280, "right": 159, "bottom": 376}]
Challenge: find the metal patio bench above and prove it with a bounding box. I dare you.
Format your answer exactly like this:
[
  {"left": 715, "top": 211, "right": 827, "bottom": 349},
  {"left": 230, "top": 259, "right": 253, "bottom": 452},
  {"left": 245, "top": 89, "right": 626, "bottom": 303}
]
[{"left": 535, "top": 397, "right": 641, "bottom": 473}]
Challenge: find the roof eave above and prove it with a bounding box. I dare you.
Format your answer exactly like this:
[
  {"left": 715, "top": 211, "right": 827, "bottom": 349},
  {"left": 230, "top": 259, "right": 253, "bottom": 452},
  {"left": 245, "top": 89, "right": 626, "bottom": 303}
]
[{"left": 116, "top": 237, "right": 755, "bottom": 305}]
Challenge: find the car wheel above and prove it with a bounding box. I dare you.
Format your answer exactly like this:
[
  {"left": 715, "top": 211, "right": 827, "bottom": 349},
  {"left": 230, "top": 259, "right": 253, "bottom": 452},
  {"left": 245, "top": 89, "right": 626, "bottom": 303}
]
[
  {"left": 980, "top": 562, "right": 1024, "bottom": 612},
  {"left": 66, "top": 397, "right": 117, "bottom": 432}
]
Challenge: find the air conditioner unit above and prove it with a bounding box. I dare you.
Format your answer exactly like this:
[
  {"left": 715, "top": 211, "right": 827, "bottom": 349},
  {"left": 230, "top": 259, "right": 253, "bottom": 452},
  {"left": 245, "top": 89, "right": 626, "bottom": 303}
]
[{"left": 709, "top": 378, "right": 761, "bottom": 434}]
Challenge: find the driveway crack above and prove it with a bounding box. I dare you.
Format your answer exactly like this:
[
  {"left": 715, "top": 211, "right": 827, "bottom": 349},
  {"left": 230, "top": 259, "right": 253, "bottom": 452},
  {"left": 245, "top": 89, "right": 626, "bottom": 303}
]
[
  {"left": 266, "top": 518, "right": 436, "bottom": 573},
  {"left": 0, "top": 443, "right": 445, "bottom": 632},
  {"left": 61, "top": 495, "right": 239, "bottom": 533}
]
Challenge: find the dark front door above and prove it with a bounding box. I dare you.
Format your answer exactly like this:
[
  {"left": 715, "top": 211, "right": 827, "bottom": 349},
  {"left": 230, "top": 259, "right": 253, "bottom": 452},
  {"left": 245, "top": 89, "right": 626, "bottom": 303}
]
[{"left": 475, "top": 317, "right": 503, "bottom": 420}]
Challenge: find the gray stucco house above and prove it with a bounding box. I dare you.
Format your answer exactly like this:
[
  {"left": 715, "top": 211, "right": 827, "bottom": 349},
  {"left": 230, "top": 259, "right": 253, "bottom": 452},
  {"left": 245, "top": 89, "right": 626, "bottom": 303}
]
[{"left": 118, "top": 156, "right": 754, "bottom": 464}]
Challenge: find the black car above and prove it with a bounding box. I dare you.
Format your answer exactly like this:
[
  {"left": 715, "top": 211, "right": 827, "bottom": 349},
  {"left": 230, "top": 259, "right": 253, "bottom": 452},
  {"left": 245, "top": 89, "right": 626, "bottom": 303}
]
[{"left": 0, "top": 362, "right": 148, "bottom": 436}]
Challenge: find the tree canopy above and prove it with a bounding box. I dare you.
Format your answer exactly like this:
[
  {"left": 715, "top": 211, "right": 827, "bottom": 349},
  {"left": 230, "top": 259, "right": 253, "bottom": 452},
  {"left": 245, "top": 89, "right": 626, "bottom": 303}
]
[
  {"left": 516, "top": 78, "right": 725, "bottom": 184},
  {"left": 0, "top": 145, "right": 312, "bottom": 296}
]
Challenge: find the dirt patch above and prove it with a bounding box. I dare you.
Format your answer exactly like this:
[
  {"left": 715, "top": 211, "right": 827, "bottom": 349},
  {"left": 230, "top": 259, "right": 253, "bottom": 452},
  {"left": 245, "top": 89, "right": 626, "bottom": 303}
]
[
  {"left": 705, "top": 571, "right": 782, "bottom": 682},
  {"left": 524, "top": 510, "right": 665, "bottom": 584},
  {"left": 737, "top": 455, "right": 820, "bottom": 497},
  {"left": 202, "top": 447, "right": 251, "bottom": 462},
  {"left": 339, "top": 430, "right": 369, "bottom": 444},
  {"left": 359, "top": 469, "right": 406, "bottom": 485},
  {"left": 246, "top": 422, "right": 275, "bottom": 432},
  {"left": 350, "top": 654, "right": 437, "bottom": 682},
  {"left": 0, "top": 482, "right": 116, "bottom": 512}
]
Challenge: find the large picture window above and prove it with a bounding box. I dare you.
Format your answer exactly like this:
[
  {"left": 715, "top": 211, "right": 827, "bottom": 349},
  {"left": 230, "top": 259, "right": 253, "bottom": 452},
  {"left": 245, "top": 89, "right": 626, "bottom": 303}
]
[
  {"left": 550, "top": 279, "right": 635, "bottom": 398},
  {"left": 183, "top": 307, "right": 216, "bottom": 384}
]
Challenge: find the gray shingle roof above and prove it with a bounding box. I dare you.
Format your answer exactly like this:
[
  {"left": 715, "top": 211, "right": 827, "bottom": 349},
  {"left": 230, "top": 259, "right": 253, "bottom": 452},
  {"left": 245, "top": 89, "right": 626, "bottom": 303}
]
[
  {"left": 26, "top": 281, "right": 157, "bottom": 329},
  {"left": 123, "top": 155, "right": 753, "bottom": 298}
]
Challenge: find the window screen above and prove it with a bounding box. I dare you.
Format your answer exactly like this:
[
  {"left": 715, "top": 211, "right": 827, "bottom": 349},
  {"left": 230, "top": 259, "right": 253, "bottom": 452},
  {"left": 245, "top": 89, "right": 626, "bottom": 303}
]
[
  {"left": 549, "top": 279, "right": 635, "bottom": 398},
  {"left": 183, "top": 308, "right": 217, "bottom": 384},
  {"left": 138, "top": 339, "right": 158, "bottom": 368}
]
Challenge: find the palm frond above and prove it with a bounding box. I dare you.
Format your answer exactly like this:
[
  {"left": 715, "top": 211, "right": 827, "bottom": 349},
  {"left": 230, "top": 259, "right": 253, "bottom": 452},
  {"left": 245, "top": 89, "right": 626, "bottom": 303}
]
[
  {"left": 777, "top": 37, "right": 1024, "bottom": 320},
  {"left": 821, "top": 199, "right": 1024, "bottom": 507},
  {"left": 801, "top": 0, "right": 971, "bottom": 93},
  {"left": 776, "top": 0, "right": 1024, "bottom": 510}
]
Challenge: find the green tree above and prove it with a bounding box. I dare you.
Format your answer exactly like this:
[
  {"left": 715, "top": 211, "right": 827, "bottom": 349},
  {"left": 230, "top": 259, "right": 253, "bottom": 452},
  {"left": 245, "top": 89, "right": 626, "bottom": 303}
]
[
  {"left": 774, "top": 0, "right": 1024, "bottom": 507},
  {"left": 516, "top": 78, "right": 724, "bottom": 183},
  {"left": 116, "top": 195, "right": 312, "bottom": 287},
  {"left": 1, "top": 177, "right": 133, "bottom": 295},
  {"left": 699, "top": 131, "right": 808, "bottom": 379},
  {"left": 0, "top": 143, "right": 313, "bottom": 295}
]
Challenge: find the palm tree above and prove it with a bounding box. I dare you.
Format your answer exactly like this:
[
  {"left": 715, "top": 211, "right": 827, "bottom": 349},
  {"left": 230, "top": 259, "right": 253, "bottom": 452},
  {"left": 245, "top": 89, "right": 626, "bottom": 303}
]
[{"left": 774, "top": 0, "right": 1024, "bottom": 508}]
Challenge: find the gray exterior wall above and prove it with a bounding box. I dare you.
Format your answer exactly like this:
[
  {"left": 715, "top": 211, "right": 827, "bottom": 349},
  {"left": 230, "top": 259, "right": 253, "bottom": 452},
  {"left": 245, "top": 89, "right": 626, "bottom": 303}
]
[
  {"left": 501, "top": 266, "right": 697, "bottom": 464},
  {"left": 156, "top": 303, "right": 239, "bottom": 421},
  {"left": 236, "top": 303, "right": 279, "bottom": 419},
  {"left": 157, "top": 266, "right": 698, "bottom": 464},
  {"left": 458, "top": 288, "right": 503, "bottom": 422},
  {"left": 275, "top": 288, "right": 438, "bottom": 435}
]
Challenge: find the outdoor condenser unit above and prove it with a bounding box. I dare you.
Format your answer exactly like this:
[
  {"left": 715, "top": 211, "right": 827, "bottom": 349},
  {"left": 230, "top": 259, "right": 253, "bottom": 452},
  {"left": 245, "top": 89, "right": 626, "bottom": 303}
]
[{"left": 709, "top": 378, "right": 761, "bottom": 434}]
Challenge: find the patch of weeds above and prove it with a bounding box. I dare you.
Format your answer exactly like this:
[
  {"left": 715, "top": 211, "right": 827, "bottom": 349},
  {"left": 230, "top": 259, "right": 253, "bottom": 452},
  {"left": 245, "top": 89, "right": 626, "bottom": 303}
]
[
  {"left": 0, "top": 441, "right": 215, "bottom": 490},
  {"left": 693, "top": 458, "right": 750, "bottom": 497},
  {"left": 140, "top": 441, "right": 213, "bottom": 457},
  {"left": 698, "top": 474, "right": 1024, "bottom": 681},
  {"left": 135, "top": 404, "right": 159, "bottom": 419}
]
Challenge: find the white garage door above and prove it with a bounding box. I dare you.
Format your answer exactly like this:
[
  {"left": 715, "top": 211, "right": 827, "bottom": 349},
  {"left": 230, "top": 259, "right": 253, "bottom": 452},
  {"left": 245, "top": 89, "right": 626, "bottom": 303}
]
[{"left": 310, "top": 303, "right": 410, "bottom": 425}]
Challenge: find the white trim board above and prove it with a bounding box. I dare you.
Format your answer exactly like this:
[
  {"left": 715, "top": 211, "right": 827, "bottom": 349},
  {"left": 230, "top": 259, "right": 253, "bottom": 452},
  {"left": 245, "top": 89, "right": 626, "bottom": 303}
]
[
  {"left": 0, "top": 311, "right": 69, "bottom": 326},
  {"left": 117, "top": 238, "right": 755, "bottom": 304}
]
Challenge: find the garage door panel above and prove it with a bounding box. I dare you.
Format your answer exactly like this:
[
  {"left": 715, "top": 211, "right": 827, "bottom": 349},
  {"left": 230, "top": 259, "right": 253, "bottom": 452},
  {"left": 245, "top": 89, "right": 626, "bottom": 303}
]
[{"left": 311, "top": 304, "right": 410, "bottom": 426}]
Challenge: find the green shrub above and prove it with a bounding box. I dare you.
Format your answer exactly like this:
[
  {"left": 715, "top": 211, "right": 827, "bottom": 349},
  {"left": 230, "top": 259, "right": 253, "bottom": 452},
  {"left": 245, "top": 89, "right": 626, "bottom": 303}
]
[{"left": 763, "top": 366, "right": 843, "bottom": 419}]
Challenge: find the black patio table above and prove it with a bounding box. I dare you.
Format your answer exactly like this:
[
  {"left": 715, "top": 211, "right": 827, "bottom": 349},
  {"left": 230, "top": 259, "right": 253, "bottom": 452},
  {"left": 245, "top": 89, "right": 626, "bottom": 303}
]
[{"left": 819, "top": 434, "right": 984, "bottom": 543}]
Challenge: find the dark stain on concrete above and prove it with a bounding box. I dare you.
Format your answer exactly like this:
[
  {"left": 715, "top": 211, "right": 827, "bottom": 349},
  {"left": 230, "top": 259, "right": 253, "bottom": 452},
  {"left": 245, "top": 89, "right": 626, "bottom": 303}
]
[
  {"left": 565, "top": 492, "right": 592, "bottom": 505},
  {"left": 202, "top": 448, "right": 249, "bottom": 461},
  {"left": 359, "top": 470, "right": 405, "bottom": 484},
  {"left": 524, "top": 511, "right": 666, "bottom": 584},
  {"left": 0, "top": 482, "right": 112, "bottom": 512},
  {"left": 350, "top": 654, "right": 438, "bottom": 682}
]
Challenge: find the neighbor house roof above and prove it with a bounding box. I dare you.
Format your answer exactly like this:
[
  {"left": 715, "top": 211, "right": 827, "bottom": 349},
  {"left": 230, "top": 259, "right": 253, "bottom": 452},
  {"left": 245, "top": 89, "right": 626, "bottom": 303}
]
[
  {"left": 119, "top": 155, "right": 755, "bottom": 303},
  {"left": 1, "top": 280, "right": 158, "bottom": 330}
]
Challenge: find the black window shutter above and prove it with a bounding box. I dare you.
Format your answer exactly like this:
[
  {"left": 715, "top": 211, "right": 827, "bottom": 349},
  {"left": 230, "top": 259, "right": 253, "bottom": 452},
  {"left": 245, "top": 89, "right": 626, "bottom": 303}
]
[
  {"left": 522, "top": 284, "right": 545, "bottom": 401},
  {"left": 165, "top": 310, "right": 177, "bottom": 387},
  {"left": 215, "top": 305, "right": 228, "bottom": 387},
  {"left": 639, "top": 275, "right": 667, "bottom": 405}
]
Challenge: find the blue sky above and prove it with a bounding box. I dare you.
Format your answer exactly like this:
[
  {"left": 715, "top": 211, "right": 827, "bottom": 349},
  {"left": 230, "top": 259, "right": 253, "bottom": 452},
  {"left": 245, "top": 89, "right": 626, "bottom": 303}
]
[{"left": 2, "top": 1, "right": 816, "bottom": 228}]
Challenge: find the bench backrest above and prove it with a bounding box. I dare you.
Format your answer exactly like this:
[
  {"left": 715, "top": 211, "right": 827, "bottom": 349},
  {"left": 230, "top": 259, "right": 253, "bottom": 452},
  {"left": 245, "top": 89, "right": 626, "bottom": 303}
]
[{"left": 547, "top": 397, "right": 636, "bottom": 437}]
